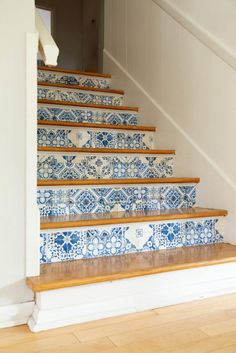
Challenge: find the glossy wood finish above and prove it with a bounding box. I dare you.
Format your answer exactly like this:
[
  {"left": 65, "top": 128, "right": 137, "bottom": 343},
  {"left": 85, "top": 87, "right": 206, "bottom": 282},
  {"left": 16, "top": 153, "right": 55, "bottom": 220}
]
[
  {"left": 26, "top": 243, "right": 235, "bottom": 292},
  {"left": 38, "top": 146, "right": 175, "bottom": 155},
  {"left": 4, "top": 293, "right": 236, "bottom": 352},
  {"left": 38, "top": 65, "right": 112, "bottom": 78},
  {"left": 37, "top": 119, "right": 156, "bottom": 132},
  {"left": 38, "top": 81, "right": 124, "bottom": 95},
  {"left": 40, "top": 207, "right": 227, "bottom": 230},
  {"left": 38, "top": 177, "right": 200, "bottom": 187},
  {"left": 38, "top": 99, "right": 139, "bottom": 111}
]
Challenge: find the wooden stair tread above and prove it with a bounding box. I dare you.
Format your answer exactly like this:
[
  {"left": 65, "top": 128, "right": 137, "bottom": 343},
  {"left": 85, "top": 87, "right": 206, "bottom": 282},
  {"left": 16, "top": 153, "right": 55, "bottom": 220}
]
[
  {"left": 38, "top": 66, "right": 112, "bottom": 78},
  {"left": 26, "top": 243, "right": 236, "bottom": 292},
  {"left": 40, "top": 207, "right": 228, "bottom": 229},
  {"left": 38, "top": 81, "right": 124, "bottom": 95},
  {"left": 38, "top": 177, "right": 200, "bottom": 187},
  {"left": 38, "top": 146, "right": 175, "bottom": 154},
  {"left": 38, "top": 99, "right": 139, "bottom": 112},
  {"left": 37, "top": 119, "right": 155, "bottom": 132}
]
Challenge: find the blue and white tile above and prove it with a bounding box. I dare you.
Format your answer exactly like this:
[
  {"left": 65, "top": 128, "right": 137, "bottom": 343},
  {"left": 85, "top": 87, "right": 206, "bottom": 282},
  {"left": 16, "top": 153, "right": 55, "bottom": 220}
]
[
  {"left": 37, "top": 189, "right": 70, "bottom": 216},
  {"left": 40, "top": 217, "right": 224, "bottom": 263},
  {"left": 37, "top": 103, "right": 138, "bottom": 126},
  {"left": 38, "top": 69, "right": 111, "bottom": 89},
  {"left": 160, "top": 186, "right": 196, "bottom": 209},
  {"left": 38, "top": 86, "right": 123, "bottom": 106},
  {"left": 37, "top": 126, "right": 154, "bottom": 149},
  {"left": 37, "top": 152, "right": 174, "bottom": 180},
  {"left": 183, "top": 219, "right": 223, "bottom": 246},
  {"left": 37, "top": 184, "right": 196, "bottom": 216}
]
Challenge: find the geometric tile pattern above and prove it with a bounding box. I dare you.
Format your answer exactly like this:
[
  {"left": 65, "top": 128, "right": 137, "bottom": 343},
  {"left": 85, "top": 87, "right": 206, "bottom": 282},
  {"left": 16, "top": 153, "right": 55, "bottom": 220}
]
[
  {"left": 37, "top": 184, "right": 197, "bottom": 216},
  {"left": 37, "top": 153, "right": 174, "bottom": 180},
  {"left": 37, "top": 127, "right": 154, "bottom": 150},
  {"left": 38, "top": 70, "right": 111, "bottom": 89},
  {"left": 38, "top": 87, "right": 123, "bottom": 106},
  {"left": 40, "top": 218, "right": 224, "bottom": 263},
  {"left": 37, "top": 105, "right": 138, "bottom": 126}
]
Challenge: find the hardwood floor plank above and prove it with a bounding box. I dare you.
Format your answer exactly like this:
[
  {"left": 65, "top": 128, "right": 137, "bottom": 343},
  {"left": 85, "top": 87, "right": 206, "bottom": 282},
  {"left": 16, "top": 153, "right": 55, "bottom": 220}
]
[{"left": 2, "top": 294, "right": 236, "bottom": 352}]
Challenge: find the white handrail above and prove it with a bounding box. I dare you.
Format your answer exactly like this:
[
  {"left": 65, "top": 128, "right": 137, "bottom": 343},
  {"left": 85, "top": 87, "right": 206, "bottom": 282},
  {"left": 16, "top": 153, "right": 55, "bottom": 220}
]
[{"left": 35, "top": 9, "right": 59, "bottom": 67}]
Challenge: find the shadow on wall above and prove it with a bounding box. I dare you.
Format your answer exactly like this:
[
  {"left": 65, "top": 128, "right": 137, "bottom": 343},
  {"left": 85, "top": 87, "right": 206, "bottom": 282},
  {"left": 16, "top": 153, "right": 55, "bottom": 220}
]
[{"left": 35, "top": 0, "right": 104, "bottom": 72}]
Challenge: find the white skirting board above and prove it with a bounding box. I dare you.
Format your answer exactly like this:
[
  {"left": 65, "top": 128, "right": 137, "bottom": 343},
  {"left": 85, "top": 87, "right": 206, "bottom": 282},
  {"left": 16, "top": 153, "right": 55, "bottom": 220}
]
[
  {"left": 0, "top": 301, "right": 34, "bottom": 329},
  {"left": 28, "top": 263, "right": 236, "bottom": 332}
]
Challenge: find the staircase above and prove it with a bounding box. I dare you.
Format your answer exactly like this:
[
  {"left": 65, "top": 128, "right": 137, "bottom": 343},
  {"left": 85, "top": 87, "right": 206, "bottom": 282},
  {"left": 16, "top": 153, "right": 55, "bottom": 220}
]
[{"left": 26, "top": 66, "right": 236, "bottom": 332}]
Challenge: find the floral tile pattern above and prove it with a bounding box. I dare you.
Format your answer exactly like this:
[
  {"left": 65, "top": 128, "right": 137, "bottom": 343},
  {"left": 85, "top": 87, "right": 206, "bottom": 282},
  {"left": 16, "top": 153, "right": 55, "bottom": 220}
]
[
  {"left": 40, "top": 218, "right": 223, "bottom": 263},
  {"left": 38, "top": 87, "right": 123, "bottom": 106},
  {"left": 37, "top": 127, "right": 153, "bottom": 150},
  {"left": 37, "top": 153, "right": 174, "bottom": 180},
  {"left": 37, "top": 184, "right": 197, "bottom": 216},
  {"left": 38, "top": 70, "right": 111, "bottom": 89},
  {"left": 37, "top": 105, "right": 138, "bottom": 126}
]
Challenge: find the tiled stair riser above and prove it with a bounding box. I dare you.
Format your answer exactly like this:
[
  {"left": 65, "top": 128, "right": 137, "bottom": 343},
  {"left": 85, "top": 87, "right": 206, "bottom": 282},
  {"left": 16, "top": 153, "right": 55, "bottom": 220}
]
[
  {"left": 38, "top": 104, "right": 138, "bottom": 126},
  {"left": 37, "top": 126, "right": 154, "bottom": 150},
  {"left": 37, "top": 153, "right": 174, "bottom": 180},
  {"left": 40, "top": 218, "right": 224, "bottom": 263},
  {"left": 37, "top": 184, "right": 197, "bottom": 216},
  {"left": 38, "top": 87, "right": 123, "bottom": 106},
  {"left": 38, "top": 70, "right": 111, "bottom": 89}
]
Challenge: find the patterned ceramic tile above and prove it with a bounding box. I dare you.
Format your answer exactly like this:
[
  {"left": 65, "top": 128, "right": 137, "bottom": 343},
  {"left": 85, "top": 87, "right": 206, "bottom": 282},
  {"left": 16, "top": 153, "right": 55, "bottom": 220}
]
[
  {"left": 184, "top": 219, "right": 223, "bottom": 246},
  {"left": 37, "top": 127, "right": 153, "bottom": 150},
  {"left": 38, "top": 70, "right": 111, "bottom": 89},
  {"left": 160, "top": 186, "right": 196, "bottom": 209},
  {"left": 37, "top": 153, "right": 174, "bottom": 180},
  {"left": 38, "top": 86, "right": 123, "bottom": 106},
  {"left": 37, "top": 104, "right": 138, "bottom": 126},
  {"left": 40, "top": 218, "right": 223, "bottom": 263},
  {"left": 37, "top": 184, "right": 196, "bottom": 216}
]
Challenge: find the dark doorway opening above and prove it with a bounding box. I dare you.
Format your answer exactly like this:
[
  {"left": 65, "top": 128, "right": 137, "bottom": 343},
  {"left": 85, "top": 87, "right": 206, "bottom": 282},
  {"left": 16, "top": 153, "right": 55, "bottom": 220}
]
[{"left": 36, "top": 0, "right": 104, "bottom": 73}]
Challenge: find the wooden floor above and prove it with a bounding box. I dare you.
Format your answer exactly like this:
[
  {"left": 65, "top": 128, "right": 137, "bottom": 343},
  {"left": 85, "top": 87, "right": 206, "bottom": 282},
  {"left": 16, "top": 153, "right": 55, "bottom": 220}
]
[{"left": 2, "top": 293, "right": 236, "bottom": 352}]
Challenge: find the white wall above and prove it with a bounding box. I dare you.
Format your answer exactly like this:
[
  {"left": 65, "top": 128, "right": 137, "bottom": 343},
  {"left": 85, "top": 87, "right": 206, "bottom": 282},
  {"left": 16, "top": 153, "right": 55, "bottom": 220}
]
[
  {"left": 0, "top": 0, "right": 35, "bottom": 308},
  {"left": 104, "top": 0, "right": 236, "bottom": 244}
]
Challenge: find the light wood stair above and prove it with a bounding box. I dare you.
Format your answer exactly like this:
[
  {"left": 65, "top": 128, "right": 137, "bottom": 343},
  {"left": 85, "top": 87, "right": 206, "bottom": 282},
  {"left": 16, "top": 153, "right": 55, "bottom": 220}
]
[
  {"left": 38, "top": 65, "right": 112, "bottom": 78},
  {"left": 27, "top": 243, "right": 236, "bottom": 292},
  {"left": 40, "top": 207, "right": 227, "bottom": 230},
  {"left": 37, "top": 119, "right": 156, "bottom": 132},
  {"left": 38, "top": 146, "right": 175, "bottom": 154},
  {"left": 38, "top": 177, "right": 200, "bottom": 186},
  {"left": 38, "top": 99, "right": 139, "bottom": 112}
]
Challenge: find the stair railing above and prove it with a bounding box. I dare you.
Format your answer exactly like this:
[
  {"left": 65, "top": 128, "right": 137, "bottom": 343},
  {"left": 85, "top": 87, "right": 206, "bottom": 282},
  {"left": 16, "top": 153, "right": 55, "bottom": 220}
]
[{"left": 35, "top": 9, "right": 59, "bottom": 66}]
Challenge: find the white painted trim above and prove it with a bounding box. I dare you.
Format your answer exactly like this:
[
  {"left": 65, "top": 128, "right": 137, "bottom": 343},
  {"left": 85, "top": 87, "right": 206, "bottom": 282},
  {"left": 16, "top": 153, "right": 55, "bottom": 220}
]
[
  {"left": 36, "top": 9, "right": 59, "bottom": 66},
  {"left": 0, "top": 302, "right": 34, "bottom": 329},
  {"left": 28, "top": 262, "right": 236, "bottom": 332},
  {"left": 152, "top": 0, "right": 236, "bottom": 71},
  {"left": 26, "top": 32, "right": 40, "bottom": 277},
  {"left": 104, "top": 49, "right": 236, "bottom": 194}
]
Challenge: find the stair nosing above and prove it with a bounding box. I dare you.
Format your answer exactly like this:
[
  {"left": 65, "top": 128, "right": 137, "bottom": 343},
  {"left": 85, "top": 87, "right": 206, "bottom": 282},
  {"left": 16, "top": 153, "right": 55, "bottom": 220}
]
[
  {"left": 37, "top": 177, "right": 200, "bottom": 187},
  {"left": 38, "top": 99, "right": 139, "bottom": 112},
  {"left": 38, "top": 66, "right": 112, "bottom": 79},
  {"left": 37, "top": 146, "right": 175, "bottom": 155},
  {"left": 37, "top": 119, "right": 156, "bottom": 132},
  {"left": 40, "top": 208, "right": 228, "bottom": 230},
  {"left": 38, "top": 81, "right": 124, "bottom": 95}
]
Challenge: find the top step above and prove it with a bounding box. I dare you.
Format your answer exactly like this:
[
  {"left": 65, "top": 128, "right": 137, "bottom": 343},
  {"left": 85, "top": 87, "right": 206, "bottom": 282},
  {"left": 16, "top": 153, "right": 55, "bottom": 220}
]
[{"left": 38, "top": 66, "right": 112, "bottom": 89}]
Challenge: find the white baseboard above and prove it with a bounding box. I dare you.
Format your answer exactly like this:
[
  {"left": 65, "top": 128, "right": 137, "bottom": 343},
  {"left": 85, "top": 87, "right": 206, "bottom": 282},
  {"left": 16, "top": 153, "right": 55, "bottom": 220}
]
[
  {"left": 0, "top": 301, "right": 34, "bottom": 329},
  {"left": 28, "top": 263, "right": 236, "bottom": 332}
]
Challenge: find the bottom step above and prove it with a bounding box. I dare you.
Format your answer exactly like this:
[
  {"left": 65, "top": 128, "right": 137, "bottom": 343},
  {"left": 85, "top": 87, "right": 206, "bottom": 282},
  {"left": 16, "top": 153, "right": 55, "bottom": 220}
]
[
  {"left": 27, "top": 244, "right": 236, "bottom": 332},
  {"left": 28, "top": 243, "right": 236, "bottom": 291}
]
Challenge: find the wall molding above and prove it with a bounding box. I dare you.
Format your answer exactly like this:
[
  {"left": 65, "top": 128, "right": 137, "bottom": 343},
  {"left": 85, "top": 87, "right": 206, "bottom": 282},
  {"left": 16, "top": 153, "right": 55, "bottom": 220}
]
[
  {"left": 152, "top": 0, "right": 236, "bottom": 72},
  {"left": 104, "top": 49, "right": 236, "bottom": 194},
  {"left": 0, "top": 302, "right": 34, "bottom": 329},
  {"left": 29, "top": 263, "right": 236, "bottom": 332}
]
